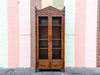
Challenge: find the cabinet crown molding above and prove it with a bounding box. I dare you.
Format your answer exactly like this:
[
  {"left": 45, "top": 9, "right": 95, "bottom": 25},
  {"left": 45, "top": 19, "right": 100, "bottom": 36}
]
[{"left": 35, "top": 6, "right": 65, "bottom": 15}]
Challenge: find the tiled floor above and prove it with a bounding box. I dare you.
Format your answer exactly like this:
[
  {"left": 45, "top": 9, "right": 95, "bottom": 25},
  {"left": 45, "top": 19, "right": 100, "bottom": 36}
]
[{"left": 0, "top": 68, "right": 100, "bottom": 75}]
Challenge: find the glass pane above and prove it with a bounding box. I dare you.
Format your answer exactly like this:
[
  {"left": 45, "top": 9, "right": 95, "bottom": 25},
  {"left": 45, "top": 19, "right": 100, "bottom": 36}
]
[
  {"left": 39, "top": 26, "right": 48, "bottom": 39},
  {"left": 39, "top": 17, "right": 48, "bottom": 59},
  {"left": 52, "top": 17, "right": 61, "bottom": 59},
  {"left": 52, "top": 17, "right": 61, "bottom": 26},
  {"left": 39, "top": 49, "right": 48, "bottom": 59},
  {"left": 39, "top": 17, "right": 48, "bottom": 26},
  {"left": 52, "top": 40, "right": 61, "bottom": 48},
  {"left": 52, "top": 26, "right": 61, "bottom": 39},
  {"left": 52, "top": 49, "right": 61, "bottom": 59},
  {"left": 39, "top": 40, "right": 48, "bottom": 48}
]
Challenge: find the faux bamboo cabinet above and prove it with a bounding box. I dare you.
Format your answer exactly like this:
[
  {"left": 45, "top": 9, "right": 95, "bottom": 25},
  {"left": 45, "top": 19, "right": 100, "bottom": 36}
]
[{"left": 35, "top": 6, "right": 65, "bottom": 71}]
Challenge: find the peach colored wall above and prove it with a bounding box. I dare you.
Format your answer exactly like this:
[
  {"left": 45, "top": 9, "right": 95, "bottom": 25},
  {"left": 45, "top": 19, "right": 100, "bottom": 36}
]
[{"left": 42, "top": 0, "right": 53, "bottom": 8}]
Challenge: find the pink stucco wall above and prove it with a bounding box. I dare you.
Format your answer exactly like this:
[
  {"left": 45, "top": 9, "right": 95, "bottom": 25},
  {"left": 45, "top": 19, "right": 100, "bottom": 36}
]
[
  {"left": 75, "top": 0, "right": 86, "bottom": 67},
  {"left": 8, "top": 0, "right": 19, "bottom": 67}
]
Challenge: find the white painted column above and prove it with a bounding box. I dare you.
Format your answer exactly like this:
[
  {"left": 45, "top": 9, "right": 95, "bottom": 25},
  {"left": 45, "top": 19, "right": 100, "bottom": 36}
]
[
  {"left": 85, "top": 0, "right": 97, "bottom": 67},
  {"left": 64, "top": 0, "right": 75, "bottom": 67},
  {"left": 0, "top": 0, "right": 8, "bottom": 67},
  {"left": 19, "top": 0, "right": 31, "bottom": 67}
]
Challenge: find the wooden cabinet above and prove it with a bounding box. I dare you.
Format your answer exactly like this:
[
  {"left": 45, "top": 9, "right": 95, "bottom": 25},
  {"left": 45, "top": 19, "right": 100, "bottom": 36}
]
[{"left": 35, "top": 6, "right": 65, "bottom": 71}]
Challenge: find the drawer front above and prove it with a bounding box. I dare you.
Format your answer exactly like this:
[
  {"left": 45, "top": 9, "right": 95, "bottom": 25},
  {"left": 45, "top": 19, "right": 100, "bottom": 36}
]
[
  {"left": 37, "top": 62, "right": 49, "bottom": 69},
  {"left": 51, "top": 62, "right": 63, "bottom": 69}
]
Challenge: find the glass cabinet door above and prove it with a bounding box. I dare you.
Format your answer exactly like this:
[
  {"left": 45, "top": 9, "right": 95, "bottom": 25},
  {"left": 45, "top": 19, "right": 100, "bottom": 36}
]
[
  {"left": 39, "top": 17, "right": 48, "bottom": 59},
  {"left": 52, "top": 17, "right": 62, "bottom": 59}
]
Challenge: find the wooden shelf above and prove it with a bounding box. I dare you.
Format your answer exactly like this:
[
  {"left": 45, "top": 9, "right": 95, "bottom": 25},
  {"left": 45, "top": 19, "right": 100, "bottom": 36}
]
[
  {"left": 52, "top": 39, "right": 61, "bottom": 40},
  {"left": 39, "top": 48, "right": 48, "bottom": 49},
  {"left": 52, "top": 24, "right": 61, "bottom": 26},
  {"left": 39, "top": 39, "right": 48, "bottom": 40},
  {"left": 39, "top": 25, "right": 48, "bottom": 26},
  {"left": 53, "top": 25, "right": 61, "bottom": 26},
  {"left": 52, "top": 48, "right": 61, "bottom": 49}
]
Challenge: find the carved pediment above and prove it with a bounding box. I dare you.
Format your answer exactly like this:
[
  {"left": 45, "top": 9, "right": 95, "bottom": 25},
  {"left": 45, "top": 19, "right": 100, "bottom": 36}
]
[{"left": 36, "top": 6, "right": 65, "bottom": 15}]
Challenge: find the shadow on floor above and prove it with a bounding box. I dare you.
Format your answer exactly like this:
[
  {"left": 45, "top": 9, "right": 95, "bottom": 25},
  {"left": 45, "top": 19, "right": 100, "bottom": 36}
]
[{"left": 37, "top": 69, "right": 64, "bottom": 72}]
